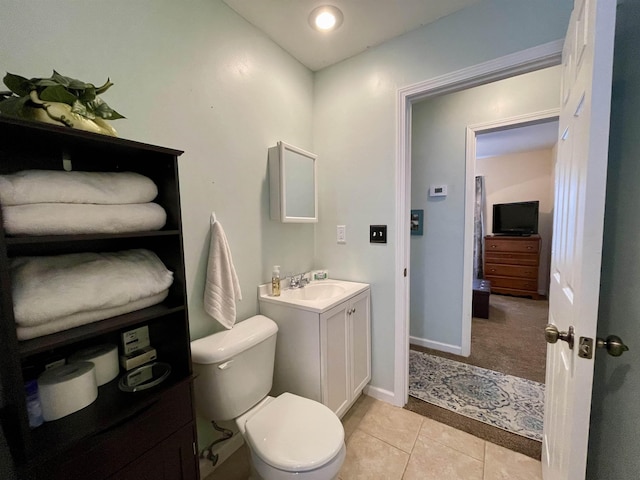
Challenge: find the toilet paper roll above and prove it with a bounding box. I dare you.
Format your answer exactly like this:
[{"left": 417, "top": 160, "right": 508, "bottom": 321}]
[
  {"left": 38, "top": 362, "right": 98, "bottom": 421},
  {"left": 69, "top": 344, "right": 119, "bottom": 386}
]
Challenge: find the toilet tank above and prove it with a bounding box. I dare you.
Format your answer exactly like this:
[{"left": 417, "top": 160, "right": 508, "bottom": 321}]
[{"left": 191, "top": 315, "right": 278, "bottom": 421}]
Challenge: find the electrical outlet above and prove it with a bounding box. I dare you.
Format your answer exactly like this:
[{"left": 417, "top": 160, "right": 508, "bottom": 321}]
[
  {"left": 370, "top": 225, "right": 387, "bottom": 244},
  {"left": 337, "top": 225, "right": 346, "bottom": 244}
]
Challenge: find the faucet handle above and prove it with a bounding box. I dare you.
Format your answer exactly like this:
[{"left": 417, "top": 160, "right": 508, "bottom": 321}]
[{"left": 290, "top": 272, "right": 308, "bottom": 288}]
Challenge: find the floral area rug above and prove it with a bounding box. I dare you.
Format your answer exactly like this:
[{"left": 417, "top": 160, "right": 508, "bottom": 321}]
[{"left": 409, "top": 350, "right": 544, "bottom": 441}]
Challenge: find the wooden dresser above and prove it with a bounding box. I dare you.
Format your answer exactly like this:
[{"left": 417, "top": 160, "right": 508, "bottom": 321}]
[{"left": 484, "top": 235, "right": 541, "bottom": 300}]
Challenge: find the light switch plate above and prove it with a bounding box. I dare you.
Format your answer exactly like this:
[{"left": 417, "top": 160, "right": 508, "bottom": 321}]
[
  {"left": 337, "top": 225, "right": 346, "bottom": 244},
  {"left": 370, "top": 225, "right": 387, "bottom": 243}
]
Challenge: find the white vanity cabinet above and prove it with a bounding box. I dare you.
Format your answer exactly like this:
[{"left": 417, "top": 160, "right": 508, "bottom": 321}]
[
  {"left": 320, "top": 290, "right": 371, "bottom": 417},
  {"left": 258, "top": 282, "right": 371, "bottom": 418}
]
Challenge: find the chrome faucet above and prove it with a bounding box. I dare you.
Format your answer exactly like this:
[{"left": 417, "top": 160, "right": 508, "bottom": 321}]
[{"left": 289, "top": 272, "right": 308, "bottom": 288}]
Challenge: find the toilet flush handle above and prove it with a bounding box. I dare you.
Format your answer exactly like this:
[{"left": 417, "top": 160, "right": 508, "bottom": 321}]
[{"left": 218, "top": 361, "right": 233, "bottom": 370}]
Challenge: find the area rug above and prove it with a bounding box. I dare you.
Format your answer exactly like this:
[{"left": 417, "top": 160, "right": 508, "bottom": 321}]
[{"left": 409, "top": 350, "right": 544, "bottom": 441}]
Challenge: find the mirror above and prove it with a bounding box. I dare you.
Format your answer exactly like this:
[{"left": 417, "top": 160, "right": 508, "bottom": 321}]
[{"left": 269, "top": 141, "right": 318, "bottom": 223}]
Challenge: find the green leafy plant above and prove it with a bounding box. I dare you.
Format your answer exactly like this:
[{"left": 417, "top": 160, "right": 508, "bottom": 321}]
[{"left": 0, "top": 70, "right": 125, "bottom": 121}]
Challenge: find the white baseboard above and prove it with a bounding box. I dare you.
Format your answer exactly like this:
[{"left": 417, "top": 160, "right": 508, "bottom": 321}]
[
  {"left": 363, "top": 384, "right": 400, "bottom": 406},
  {"left": 409, "top": 336, "right": 463, "bottom": 355},
  {"left": 199, "top": 431, "right": 245, "bottom": 480}
]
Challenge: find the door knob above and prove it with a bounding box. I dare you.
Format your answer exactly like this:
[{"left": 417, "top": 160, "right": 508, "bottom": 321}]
[
  {"left": 596, "top": 335, "right": 629, "bottom": 357},
  {"left": 545, "top": 324, "right": 575, "bottom": 349}
]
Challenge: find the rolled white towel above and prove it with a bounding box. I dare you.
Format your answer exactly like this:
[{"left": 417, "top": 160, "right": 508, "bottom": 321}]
[
  {"left": 0, "top": 170, "right": 158, "bottom": 206},
  {"left": 11, "top": 249, "right": 173, "bottom": 327},
  {"left": 2, "top": 202, "right": 167, "bottom": 236}
]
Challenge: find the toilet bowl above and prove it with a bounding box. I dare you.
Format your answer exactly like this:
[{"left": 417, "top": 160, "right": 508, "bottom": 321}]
[
  {"left": 190, "top": 315, "right": 346, "bottom": 479},
  {"left": 236, "top": 394, "right": 345, "bottom": 480}
]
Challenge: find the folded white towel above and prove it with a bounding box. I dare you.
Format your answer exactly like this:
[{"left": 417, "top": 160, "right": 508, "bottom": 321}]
[
  {"left": 11, "top": 249, "right": 173, "bottom": 327},
  {"left": 204, "top": 215, "right": 242, "bottom": 329},
  {"left": 2, "top": 202, "right": 166, "bottom": 236},
  {"left": 0, "top": 170, "right": 158, "bottom": 206},
  {"left": 16, "top": 290, "right": 169, "bottom": 341}
]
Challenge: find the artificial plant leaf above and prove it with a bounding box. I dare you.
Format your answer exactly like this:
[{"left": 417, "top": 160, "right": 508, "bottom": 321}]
[
  {"left": 32, "top": 78, "right": 60, "bottom": 88},
  {"left": 87, "top": 96, "right": 125, "bottom": 120},
  {"left": 52, "top": 70, "right": 92, "bottom": 90},
  {"left": 3, "top": 73, "right": 34, "bottom": 96},
  {"left": 94, "top": 79, "right": 113, "bottom": 95},
  {"left": 71, "top": 99, "right": 94, "bottom": 120},
  {"left": 0, "top": 95, "right": 30, "bottom": 118},
  {"left": 77, "top": 86, "right": 97, "bottom": 102},
  {"left": 38, "top": 85, "right": 79, "bottom": 105}
]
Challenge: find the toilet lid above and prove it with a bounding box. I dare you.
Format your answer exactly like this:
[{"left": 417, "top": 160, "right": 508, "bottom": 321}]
[{"left": 245, "top": 393, "right": 345, "bottom": 472}]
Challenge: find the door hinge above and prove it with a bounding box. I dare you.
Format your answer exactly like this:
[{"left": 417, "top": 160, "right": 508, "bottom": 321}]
[
  {"left": 193, "top": 441, "right": 197, "bottom": 456},
  {"left": 404, "top": 268, "right": 407, "bottom": 277}
]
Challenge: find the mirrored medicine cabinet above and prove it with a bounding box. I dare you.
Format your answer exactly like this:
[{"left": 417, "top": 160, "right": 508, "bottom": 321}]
[{"left": 269, "top": 141, "right": 318, "bottom": 223}]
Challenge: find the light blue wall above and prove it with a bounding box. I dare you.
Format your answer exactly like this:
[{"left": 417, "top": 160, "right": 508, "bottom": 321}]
[
  {"left": 313, "top": 0, "right": 572, "bottom": 393},
  {"left": 409, "top": 67, "right": 561, "bottom": 348},
  {"left": 587, "top": 0, "right": 640, "bottom": 477},
  {"left": 0, "top": 0, "right": 315, "bottom": 342}
]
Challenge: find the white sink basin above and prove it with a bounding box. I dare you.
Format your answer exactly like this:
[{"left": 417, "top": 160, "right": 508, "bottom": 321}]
[
  {"left": 258, "top": 279, "right": 369, "bottom": 313},
  {"left": 282, "top": 282, "right": 346, "bottom": 301}
]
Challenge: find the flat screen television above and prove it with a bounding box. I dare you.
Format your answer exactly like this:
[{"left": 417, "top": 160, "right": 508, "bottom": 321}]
[{"left": 492, "top": 201, "right": 539, "bottom": 235}]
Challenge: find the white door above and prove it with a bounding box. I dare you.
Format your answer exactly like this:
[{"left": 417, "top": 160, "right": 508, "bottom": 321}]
[{"left": 543, "top": 0, "right": 616, "bottom": 479}]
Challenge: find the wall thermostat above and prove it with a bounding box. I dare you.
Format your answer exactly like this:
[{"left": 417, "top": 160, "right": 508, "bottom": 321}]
[{"left": 429, "top": 185, "right": 448, "bottom": 197}]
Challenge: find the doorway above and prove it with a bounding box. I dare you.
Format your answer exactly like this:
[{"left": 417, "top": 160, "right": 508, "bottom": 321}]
[
  {"left": 407, "top": 82, "right": 559, "bottom": 455},
  {"left": 394, "top": 40, "right": 563, "bottom": 400},
  {"left": 393, "top": 41, "right": 564, "bottom": 455}
]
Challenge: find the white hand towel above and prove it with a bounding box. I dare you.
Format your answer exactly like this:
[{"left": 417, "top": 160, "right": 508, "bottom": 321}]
[{"left": 204, "top": 215, "right": 242, "bottom": 329}]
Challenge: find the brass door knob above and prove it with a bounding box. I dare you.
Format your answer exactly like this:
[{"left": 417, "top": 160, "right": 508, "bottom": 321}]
[
  {"left": 545, "top": 324, "right": 575, "bottom": 349},
  {"left": 596, "top": 335, "right": 629, "bottom": 357}
]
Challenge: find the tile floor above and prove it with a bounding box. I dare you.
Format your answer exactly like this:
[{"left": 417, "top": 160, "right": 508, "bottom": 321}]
[{"left": 205, "top": 394, "right": 542, "bottom": 480}]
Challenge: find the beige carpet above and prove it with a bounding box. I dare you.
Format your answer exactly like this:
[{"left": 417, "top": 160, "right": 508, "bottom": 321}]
[{"left": 406, "top": 294, "right": 549, "bottom": 459}]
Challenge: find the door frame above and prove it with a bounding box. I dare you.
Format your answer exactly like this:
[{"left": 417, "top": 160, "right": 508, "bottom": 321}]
[{"left": 394, "top": 40, "right": 563, "bottom": 406}]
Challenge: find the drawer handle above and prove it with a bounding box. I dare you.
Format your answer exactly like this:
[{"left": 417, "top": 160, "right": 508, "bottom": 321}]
[
  {"left": 491, "top": 245, "right": 497, "bottom": 248},
  {"left": 527, "top": 246, "right": 533, "bottom": 249}
]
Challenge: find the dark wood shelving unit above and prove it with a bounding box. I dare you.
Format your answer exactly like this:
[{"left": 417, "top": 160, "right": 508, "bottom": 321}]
[{"left": 0, "top": 116, "right": 199, "bottom": 480}]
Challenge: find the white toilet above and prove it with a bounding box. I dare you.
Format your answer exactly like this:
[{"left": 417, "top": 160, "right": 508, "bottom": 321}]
[{"left": 191, "top": 315, "right": 346, "bottom": 480}]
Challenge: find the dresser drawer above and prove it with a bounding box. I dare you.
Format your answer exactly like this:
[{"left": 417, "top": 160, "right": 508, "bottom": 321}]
[
  {"left": 485, "top": 237, "right": 539, "bottom": 253},
  {"left": 485, "top": 264, "right": 538, "bottom": 279},
  {"left": 484, "top": 252, "right": 539, "bottom": 266},
  {"left": 485, "top": 275, "right": 538, "bottom": 292}
]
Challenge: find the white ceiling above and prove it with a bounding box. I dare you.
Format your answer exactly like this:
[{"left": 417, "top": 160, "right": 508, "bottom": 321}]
[
  {"left": 476, "top": 121, "right": 560, "bottom": 159},
  {"left": 222, "top": 1, "right": 559, "bottom": 156},
  {"left": 222, "top": 0, "right": 483, "bottom": 71}
]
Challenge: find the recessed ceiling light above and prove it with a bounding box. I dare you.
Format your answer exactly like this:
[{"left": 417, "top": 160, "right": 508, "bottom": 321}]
[{"left": 308, "top": 5, "right": 344, "bottom": 32}]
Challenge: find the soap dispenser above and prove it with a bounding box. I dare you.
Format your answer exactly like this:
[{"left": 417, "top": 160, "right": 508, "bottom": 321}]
[{"left": 272, "top": 265, "right": 281, "bottom": 297}]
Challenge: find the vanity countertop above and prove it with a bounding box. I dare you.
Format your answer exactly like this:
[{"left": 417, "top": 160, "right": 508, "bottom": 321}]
[{"left": 258, "top": 279, "right": 369, "bottom": 313}]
